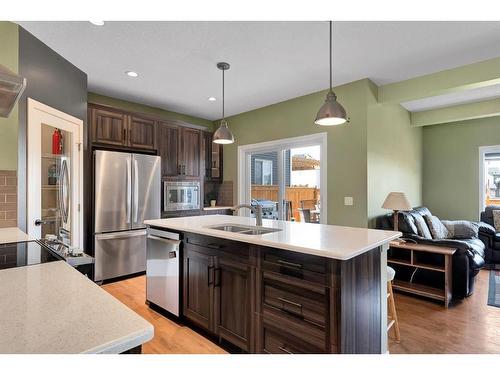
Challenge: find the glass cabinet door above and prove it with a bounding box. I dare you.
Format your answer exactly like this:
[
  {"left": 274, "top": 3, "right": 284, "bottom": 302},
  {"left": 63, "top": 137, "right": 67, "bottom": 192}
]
[
  {"left": 27, "top": 99, "right": 82, "bottom": 247},
  {"left": 40, "top": 124, "right": 73, "bottom": 244}
]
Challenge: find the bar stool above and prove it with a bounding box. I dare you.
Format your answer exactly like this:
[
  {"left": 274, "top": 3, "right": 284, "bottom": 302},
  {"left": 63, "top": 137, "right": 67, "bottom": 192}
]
[{"left": 387, "top": 266, "right": 401, "bottom": 343}]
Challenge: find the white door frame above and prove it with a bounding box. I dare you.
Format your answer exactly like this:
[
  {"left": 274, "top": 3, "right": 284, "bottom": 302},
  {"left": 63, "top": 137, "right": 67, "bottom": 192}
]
[
  {"left": 237, "top": 132, "right": 328, "bottom": 223},
  {"left": 479, "top": 145, "right": 500, "bottom": 218},
  {"left": 27, "top": 98, "right": 84, "bottom": 247}
]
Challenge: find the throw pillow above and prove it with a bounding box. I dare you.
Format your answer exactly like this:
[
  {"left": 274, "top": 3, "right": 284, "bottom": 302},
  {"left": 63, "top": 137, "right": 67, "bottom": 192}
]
[
  {"left": 441, "top": 220, "right": 479, "bottom": 239},
  {"left": 423, "top": 215, "right": 449, "bottom": 239},
  {"left": 493, "top": 210, "right": 500, "bottom": 232},
  {"left": 413, "top": 214, "right": 433, "bottom": 239}
]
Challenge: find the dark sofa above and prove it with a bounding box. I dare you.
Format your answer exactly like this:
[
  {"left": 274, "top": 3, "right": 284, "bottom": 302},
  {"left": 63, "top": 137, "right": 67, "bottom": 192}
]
[
  {"left": 377, "top": 206, "right": 485, "bottom": 298},
  {"left": 479, "top": 205, "right": 500, "bottom": 263}
]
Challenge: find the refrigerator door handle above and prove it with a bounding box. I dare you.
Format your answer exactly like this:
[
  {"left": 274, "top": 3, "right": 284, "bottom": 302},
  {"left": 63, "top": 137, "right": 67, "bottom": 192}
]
[
  {"left": 133, "top": 158, "right": 139, "bottom": 224},
  {"left": 96, "top": 230, "right": 147, "bottom": 240},
  {"left": 126, "top": 158, "right": 132, "bottom": 223}
]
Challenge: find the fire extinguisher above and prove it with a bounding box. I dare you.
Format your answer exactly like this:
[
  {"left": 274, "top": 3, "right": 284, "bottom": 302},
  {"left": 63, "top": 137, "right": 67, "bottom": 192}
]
[{"left": 52, "top": 129, "right": 63, "bottom": 155}]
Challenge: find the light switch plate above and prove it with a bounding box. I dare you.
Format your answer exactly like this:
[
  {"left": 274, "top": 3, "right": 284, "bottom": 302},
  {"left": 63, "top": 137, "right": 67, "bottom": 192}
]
[{"left": 344, "top": 196, "right": 354, "bottom": 206}]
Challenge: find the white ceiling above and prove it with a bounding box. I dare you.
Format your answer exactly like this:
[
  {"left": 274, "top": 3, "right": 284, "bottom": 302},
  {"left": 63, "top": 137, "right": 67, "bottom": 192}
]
[{"left": 18, "top": 21, "right": 500, "bottom": 120}]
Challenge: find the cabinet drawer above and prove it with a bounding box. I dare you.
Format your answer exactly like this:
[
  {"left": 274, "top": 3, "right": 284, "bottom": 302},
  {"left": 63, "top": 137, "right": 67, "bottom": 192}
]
[
  {"left": 184, "top": 233, "right": 250, "bottom": 262},
  {"left": 261, "top": 247, "right": 328, "bottom": 285},
  {"left": 262, "top": 319, "right": 326, "bottom": 354},
  {"left": 263, "top": 274, "right": 327, "bottom": 329}
]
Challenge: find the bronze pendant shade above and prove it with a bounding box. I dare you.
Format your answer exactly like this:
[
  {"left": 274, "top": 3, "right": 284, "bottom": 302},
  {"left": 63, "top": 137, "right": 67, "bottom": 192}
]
[
  {"left": 314, "top": 21, "right": 348, "bottom": 126},
  {"left": 213, "top": 62, "right": 235, "bottom": 144}
]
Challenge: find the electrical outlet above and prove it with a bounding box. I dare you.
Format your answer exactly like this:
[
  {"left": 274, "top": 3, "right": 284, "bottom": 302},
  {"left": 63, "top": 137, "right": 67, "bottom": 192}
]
[{"left": 344, "top": 196, "right": 354, "bottom": 206}]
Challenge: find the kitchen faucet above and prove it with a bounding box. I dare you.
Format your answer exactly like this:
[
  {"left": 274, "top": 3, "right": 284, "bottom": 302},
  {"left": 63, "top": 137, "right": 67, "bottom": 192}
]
[{"left": 232, "top": 203, "right": 263, "bottom": 226}]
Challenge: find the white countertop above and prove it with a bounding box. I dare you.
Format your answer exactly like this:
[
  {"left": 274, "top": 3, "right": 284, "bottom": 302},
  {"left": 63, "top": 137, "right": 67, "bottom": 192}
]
[
  {"left": 0, "top": 227, "right": 32, "bottom": 245},
  {"left": 0, "top": 261, "right": 153, "bottom": 353},
  {"left": 145, "top": 215, "right": 401, "bottom": 260},
  {"left": 203, "top": 206, "right": 233, "bottom": 211}
]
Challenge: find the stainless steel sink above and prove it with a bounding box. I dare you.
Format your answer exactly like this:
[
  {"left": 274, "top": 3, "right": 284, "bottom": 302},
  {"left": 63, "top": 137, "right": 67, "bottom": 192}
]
[{"left": 208, "top": 224, "right": 282, "bottom": 235}]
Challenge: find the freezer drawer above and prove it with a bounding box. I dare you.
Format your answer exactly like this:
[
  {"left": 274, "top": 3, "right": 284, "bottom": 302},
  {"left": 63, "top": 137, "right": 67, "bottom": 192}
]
[
  {"left": 146, "top": 228, "right": 180, "bottom": 316},
  {"left": 94, "top": 230, "right": 146, "bottom": 282}
]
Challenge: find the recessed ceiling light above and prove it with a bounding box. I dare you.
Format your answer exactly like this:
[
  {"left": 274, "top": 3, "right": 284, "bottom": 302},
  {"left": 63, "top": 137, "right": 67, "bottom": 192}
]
[
  {"left": 89, "top": 21, "right": 105, "bottom": 26},
  {"left": 208, "top": 97, "right": 217, "bottom": 102},
  {"left": 125, "top": 71, "right": 138, "bottom": 78}
]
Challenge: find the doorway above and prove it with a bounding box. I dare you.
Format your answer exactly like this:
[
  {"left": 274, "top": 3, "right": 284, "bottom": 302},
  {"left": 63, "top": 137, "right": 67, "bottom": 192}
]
[
  {"left": 27, "top": 99, "right": 83, "bottom": 247},
  {"left": 238, "top": 133, "right": 327, "bottom": 224}
]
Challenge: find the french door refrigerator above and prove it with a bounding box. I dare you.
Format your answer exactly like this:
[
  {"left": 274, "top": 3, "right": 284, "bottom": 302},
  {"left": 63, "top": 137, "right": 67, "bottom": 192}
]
[{"left": 94, "top": 150, "right": 160, "bottom": 282}]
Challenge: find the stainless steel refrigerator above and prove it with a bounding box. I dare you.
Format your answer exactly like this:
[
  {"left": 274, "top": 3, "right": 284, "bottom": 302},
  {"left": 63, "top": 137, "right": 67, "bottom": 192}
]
[{"left": 93, "top": 150, "right": 161, "bottom": 282}]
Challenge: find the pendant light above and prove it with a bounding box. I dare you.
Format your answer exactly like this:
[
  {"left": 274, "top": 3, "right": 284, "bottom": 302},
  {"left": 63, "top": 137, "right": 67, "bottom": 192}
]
[
  {"left": 213, "top": 62, "right": 235, "bottom": 144},
  {"left": 314, "top": 21, "right": 348, "bottom": 126}
]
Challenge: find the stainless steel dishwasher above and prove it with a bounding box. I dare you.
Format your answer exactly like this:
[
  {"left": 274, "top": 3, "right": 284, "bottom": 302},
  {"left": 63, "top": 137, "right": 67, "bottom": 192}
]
[{"left": 146, "top": 228, "right": 181, "bottom": 316}]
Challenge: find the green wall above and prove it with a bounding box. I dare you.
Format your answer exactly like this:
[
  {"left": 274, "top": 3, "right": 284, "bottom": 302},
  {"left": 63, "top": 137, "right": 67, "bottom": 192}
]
[
  {"left": 422, "top": 116, "right": 500, "bottom": 221},
  {"left": 367, "top": 82, "right": 423, "bottom": 226},
  {"left": 88, "top": 92, "right": 213, "bottom": 129},
  {"left": 0, "top": 22, "right": 19, "bottom": 170},
  {"left": 221, "top": 79, "right": 371, "bottom": 227}
]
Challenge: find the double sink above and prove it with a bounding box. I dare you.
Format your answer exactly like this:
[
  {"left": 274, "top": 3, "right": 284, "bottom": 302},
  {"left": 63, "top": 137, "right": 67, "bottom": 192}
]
[{"left": 208, "top": 224, "right": 282, "bottom": 236}]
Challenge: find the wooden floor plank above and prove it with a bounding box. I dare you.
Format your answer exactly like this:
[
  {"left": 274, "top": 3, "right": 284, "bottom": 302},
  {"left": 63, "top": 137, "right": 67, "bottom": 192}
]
[
  {"left": 102, "top": 275, "right": 226, "bottom": 354},
  {"left": 102, "top": 270, "right": 500, "bottom": 354}
]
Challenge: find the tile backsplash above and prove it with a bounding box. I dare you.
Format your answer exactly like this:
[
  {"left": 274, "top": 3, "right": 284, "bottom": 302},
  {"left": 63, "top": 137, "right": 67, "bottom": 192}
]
[
  {"left": 0, "top": 171, "right": 17, "bottom": 228},
  {"left": 217, "top": 180, "right": 234, "bottom": 206}
]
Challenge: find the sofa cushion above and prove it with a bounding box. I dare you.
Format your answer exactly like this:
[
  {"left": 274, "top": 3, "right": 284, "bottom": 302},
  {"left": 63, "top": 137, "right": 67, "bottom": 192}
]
[
  {"left": 493, "top": 210, "right": 500, "bottom": 232},
  {"left": 423, "top": 215, "right": 449, "bottom": 239},
  {"left": 481, "top": 205, "right": 500, "bottom": 227},
  {"left": 413, "top": 214, "right": 433, "bottom": 239},
  {"left": 442, "top": 220, "right": 479, "bottom": 239},
  {"left": 397, "top": 211, "right": 418, "bottom": 235}
]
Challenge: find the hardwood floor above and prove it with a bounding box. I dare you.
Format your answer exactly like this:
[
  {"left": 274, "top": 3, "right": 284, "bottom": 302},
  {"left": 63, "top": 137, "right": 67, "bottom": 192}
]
[
  {"left": 102, "top": 275, "right": 226, "bottom": 354},
  {"left": 389, "top": 269, "right": 500, "bottom": 354},
  {"left": 102, "top": 270, "right": 500, "bottom": 354}
]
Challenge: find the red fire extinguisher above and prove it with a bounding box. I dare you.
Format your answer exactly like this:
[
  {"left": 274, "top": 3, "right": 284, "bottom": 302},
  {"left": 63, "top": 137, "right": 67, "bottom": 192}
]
[{"left": 52, "top": 129, "right": 63, "bottom": 155}]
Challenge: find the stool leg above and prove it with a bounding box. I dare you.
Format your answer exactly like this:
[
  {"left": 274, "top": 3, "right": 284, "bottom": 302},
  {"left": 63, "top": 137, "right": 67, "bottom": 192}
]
[{"left": 387, "top": 281, "right": 401, "bottom": 343}]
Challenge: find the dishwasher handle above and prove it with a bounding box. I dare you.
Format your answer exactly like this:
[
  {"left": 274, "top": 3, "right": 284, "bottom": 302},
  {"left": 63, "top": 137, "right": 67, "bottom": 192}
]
[{"left": 147, "top": 234, "right": 181, "bottom": 247}]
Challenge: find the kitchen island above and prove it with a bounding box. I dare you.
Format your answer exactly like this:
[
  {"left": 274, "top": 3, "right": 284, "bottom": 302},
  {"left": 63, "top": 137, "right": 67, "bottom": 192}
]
[
  {"left": 145, "top": 215, "right": 400, "bottom": 354},
  {"left": 0, "top": 261, "right": 153, "bottom": 353}
]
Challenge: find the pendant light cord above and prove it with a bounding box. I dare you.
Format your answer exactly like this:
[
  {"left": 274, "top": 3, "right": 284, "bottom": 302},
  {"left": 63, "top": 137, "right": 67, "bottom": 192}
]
[
  {"left": 222, "top": 68, "right": 225, "bottom": 120},
  {"left": 329, "top": 20, "right": 333, "bottom": 93}
]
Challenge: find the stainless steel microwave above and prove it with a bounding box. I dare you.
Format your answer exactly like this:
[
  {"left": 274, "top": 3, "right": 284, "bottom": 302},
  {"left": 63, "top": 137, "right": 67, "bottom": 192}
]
[{"left": 164, "top": 181, "right": 200, "bottom": 211}]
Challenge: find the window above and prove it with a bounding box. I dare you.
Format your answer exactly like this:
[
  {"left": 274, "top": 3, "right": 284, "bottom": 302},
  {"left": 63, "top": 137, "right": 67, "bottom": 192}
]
[{"left": 255, "top": 159, "right": 273, "bottom": 185}]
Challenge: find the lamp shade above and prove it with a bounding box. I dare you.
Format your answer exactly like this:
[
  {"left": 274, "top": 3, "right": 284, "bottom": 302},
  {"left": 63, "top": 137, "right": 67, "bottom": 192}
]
[
  {"left": 314, "top": 91, "right": 347, "bottom": 126},
  {"left": 382, "top": 192, "right": 412, "bottom": 211},
  {"left": 213, "top": 119, "right": 234, "bottom": 144}
]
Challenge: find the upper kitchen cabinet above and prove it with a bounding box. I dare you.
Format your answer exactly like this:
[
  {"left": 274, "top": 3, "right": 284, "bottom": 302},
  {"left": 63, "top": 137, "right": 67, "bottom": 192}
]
[
  {"left": 203, "top": 131, "right": 223, "bottom": 183},
  {"left": 157, "top": 122, "right": 180, "bottom": 177},
  {"left": 181, "top": 127, "right": 202, "bottom": 178},
  {"left": 90, "top": 107, "right": 128, "bottom": 147},
  {"left": 158, "top": 121, "right": 202, "bottom": 179},
  {"left": 89, "top": 104, "right": 156, "bottom": 151},
  {"left": 128, "top": 115, "right": 156, "bottom": 150}
]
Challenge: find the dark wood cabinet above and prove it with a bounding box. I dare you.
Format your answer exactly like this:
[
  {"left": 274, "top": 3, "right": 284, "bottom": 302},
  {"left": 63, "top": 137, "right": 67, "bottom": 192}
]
[
  {"left": 90, "top": 107, "right": 128, "bottom": 146},
  {"left": 129, "top": 115, "right": 156, "bottom": 150},
  {"left": 157, "top": 122, "right": 180, "bottom": 177},
  {"left": 203, "top": 131, "right": 223, "bottom": 182},
  {"left": 180, "top": 128, "right": 201, "bottom": 178},
  {"left": 176, "top": 233, "right": 384, "bottom": 354},
  {"left": 157, "top": 121, "right": 202, "bottom": 179},
  {"left": 214, "top": 255, "right": 251, "bottom": 351},
  {"left": 183, "top": 243, "right": 215, "bottom": 331},
  {"left": 89, "top": 105, "right": 156, "bottom": 150}
]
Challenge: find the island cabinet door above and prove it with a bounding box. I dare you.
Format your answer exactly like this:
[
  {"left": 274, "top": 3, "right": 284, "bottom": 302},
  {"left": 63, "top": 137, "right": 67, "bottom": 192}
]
[
  {"left": 213, "top": 255, "right": 251, "bottom": 351},
  {"left": 183, "top": 243, "right": 215, "bottom": 332}
]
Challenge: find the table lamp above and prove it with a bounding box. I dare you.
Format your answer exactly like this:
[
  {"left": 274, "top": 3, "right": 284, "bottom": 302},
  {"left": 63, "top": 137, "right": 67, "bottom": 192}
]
[{"left": 382, "top": 192, "right": 412, "bottom": 232}]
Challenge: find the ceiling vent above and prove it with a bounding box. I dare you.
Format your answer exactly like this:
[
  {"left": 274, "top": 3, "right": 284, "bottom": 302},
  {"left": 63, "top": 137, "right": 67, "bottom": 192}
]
[{"left": 0, "top": 64, "right": 26, "bottom": 118}]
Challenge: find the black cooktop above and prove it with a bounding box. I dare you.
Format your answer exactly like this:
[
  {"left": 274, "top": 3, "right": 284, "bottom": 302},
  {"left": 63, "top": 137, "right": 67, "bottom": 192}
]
[{"left": 0, "top": 241, "right": 62, "bottom": 270}]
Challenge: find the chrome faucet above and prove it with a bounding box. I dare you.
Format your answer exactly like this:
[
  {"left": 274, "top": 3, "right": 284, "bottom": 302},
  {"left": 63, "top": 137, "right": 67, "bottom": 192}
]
[{"left": 232, "top": 203, "right": 263, "bottom": 226}]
